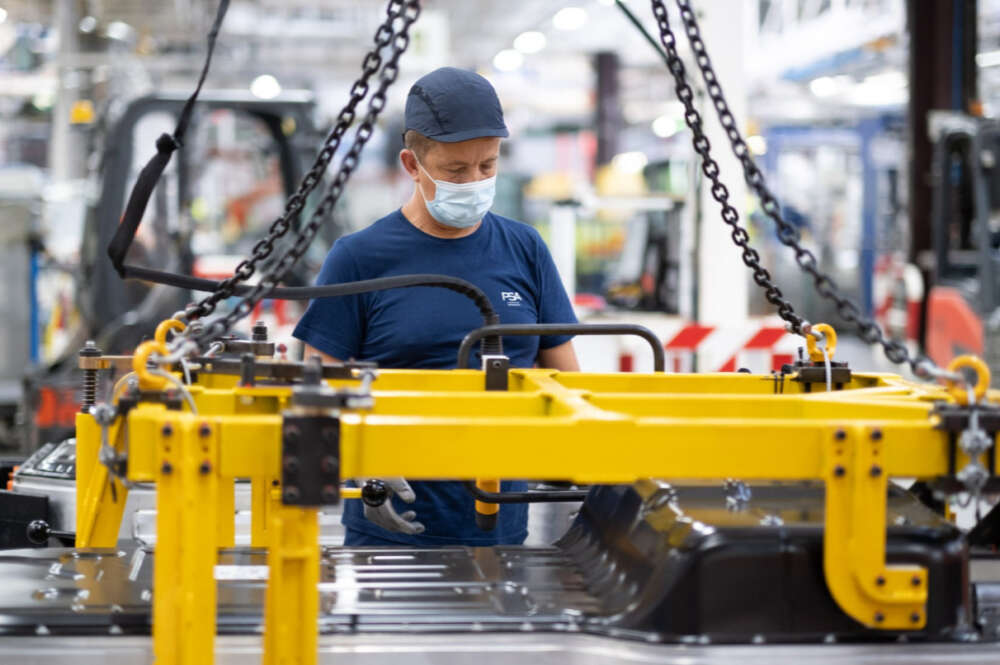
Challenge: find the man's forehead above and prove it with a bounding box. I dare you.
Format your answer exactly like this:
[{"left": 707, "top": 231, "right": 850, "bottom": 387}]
[{"left": 427, "top": 137, "right": 501, "bottom": 164}]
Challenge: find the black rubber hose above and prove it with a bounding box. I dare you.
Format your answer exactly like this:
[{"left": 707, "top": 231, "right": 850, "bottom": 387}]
[
  {"left": 125, "top": 266, "right": 503, "bottom": 355},
  {"left": 457, "top": 323, "right": 666, "bottom": 371},
  {"left": 463, "top": 481, "right": 590, "bottom": 504}
]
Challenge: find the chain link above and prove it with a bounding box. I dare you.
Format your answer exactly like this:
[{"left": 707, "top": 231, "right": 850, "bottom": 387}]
[
  {"left": 649, "top": 0, "right": 805, "bottom": 336},
  {"left": 184, "top": 0, "right": 409, "bottom": 324},
  {"left": 667, "top": 0, "right": 926, "bottom": 374},
  {"left": 190, "top": 0, "right": 421, "bottom": 346}
]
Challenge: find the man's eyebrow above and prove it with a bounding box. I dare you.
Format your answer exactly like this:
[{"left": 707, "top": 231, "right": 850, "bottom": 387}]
[{"left": 441, "top": 160, "right": 470, "bottom": 168}]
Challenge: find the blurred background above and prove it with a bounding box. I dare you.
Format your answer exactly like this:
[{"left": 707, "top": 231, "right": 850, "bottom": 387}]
[{"left": 0, "top": 0, "right": 997, "bottom": 450}]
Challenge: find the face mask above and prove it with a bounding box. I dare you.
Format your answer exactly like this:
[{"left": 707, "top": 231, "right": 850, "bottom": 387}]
[{"left": 415, "top": 159, "right": 496, "bottom": 229}]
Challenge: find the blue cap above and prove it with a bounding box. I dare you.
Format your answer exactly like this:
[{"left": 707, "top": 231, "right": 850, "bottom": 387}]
[{"left": 404, "top": 67, "right": 509, "bottom": 143}]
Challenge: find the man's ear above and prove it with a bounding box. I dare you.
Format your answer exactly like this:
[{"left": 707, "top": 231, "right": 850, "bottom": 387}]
[{"left": 399, "top": 149, "right": 420, "bottom": 182}]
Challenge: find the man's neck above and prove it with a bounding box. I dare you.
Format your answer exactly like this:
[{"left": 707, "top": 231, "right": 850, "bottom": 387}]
[{"left": 400, "top": 191, "right": 482, "bottom": 239}]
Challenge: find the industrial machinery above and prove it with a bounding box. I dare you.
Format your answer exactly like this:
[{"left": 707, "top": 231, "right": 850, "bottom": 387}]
[{"left": 4, "top": 0, "right": 1000, "bottom": 663}]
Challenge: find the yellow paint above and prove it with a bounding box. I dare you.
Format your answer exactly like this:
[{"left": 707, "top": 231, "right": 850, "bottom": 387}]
[{"left": 946, "top": 355, "right": 991, "bottom": 404}]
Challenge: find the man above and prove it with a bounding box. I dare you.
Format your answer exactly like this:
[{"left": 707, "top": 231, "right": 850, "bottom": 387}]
[{"left": 293, "top": 67, "right": 579, "bottom": 547}]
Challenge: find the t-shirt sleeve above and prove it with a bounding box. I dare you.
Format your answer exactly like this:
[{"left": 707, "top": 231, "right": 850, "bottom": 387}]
[
  {"left": 292, "top": 239, "right": 366, "bottom": 360},
  {"left": 534, "top": 233, "right": 578, "bottom": 349}
]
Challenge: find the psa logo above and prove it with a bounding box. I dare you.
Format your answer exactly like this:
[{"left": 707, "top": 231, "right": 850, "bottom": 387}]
[{"left": 501, "top": 291, "right": 523, "bottom": 306}]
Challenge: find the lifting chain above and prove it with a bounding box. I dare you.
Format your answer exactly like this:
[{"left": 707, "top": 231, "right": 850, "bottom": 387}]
[
  {"left": 655, "top": 0, "right": 947, "bottom": 380},
  {"left": 648, "top": 0, "right": 804, "bottom": 338},
  {"left": 178, "top": 0, "right": 421, "bottom": 347}
]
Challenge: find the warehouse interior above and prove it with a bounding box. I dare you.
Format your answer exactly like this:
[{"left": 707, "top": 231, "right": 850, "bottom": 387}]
[{"left": 3, "top": 0, "right": 1000, "bottom": 662}]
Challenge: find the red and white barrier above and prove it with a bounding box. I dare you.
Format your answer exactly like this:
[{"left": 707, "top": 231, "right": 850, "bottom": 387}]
[{"left": 577, "top": 313, "right": 805, "bottom": 374}]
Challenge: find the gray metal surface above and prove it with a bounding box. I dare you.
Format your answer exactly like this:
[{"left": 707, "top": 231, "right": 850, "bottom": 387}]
[{"left": 0, "top": 633, "right": 999, "bottom": 664}]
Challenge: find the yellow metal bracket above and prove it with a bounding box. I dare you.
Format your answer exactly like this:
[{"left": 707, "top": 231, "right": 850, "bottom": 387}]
[{"left": 823, "top": 425, "right": 927, "bottom": 629}]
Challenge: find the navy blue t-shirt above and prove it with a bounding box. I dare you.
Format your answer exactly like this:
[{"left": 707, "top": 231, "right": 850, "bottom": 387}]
[{"left": 292, "top": 209, "right": 577, "bottom": 546}]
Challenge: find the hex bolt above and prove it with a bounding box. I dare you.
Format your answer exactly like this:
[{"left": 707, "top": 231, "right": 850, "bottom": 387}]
[
  {"left": 199, "top": 461, "right": 212, "bottom": 475},
  {"left": 283, "top": 456, "right": 300, "bottom": 474},
  {"left": 910, "top": 612, "right": 921, "bottom": 624},
  {"left": 198, "top": 423, "right": 211, "bottom": 438},
  {"left": 322, "top": 427, "right": 338, "bottom": 446},
  {"left": 869, "top": 465, "right": 883, "bottom": 478},
  {"left": 321, "top": 485, "right": 338, "bottom": 503},
  {"left": 284, "top": 427, "right": 300, "bottom": 447},
  {"left": 320, "top": 456, "right": 338, "bottom": 474},
  {"left": 911, "top": 576, "right": 921, "bottom": 587},
  {"left": 283, "top": 486, "right": 300, "bottom": 502},
  {"left": 161, "top": 423, "right": 174, "bottom": 437},
  {"left": 874, "top": 612, "right": 885, "bottom": 623},
  {"left": 160, "top": 462, "right": 173, "bottom": 475},
  {"left": 833, "top": 465, "right": 846, "bottom": 477},
  {"left": 875, "top": 576, "right": 885, "bottom": 587},
  {"left": 834, "top": 429, "right": 846, "bottom": 441},
  {"left": 870, "top": 428, "right": 883, "bottom": 441}
]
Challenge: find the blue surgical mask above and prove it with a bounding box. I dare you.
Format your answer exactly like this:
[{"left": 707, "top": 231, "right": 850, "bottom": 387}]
[{"left": 416, "top": 159, "right": 496, "bottom": 229}]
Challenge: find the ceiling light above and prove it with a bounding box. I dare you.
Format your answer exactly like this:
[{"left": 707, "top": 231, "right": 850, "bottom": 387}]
[
  {"left": 611, "top": 151, "right": 648, "bottom": 173},
  {"left": 492, "top": 49, "right": 524, "bottom": 72},
  {"left": 513, "top": 31, "right": 546, "bottom": 55},
  {"left": 250, "top": 74, "right": 282, "bottom": 100},
  {"left": 652, "top": 114, "right": 680, "bottom": 138},
  {"left": 978, "top": 50, "right": 1000, "bottom": 68},
  {"left": 553, "top": 7, "right": 588, "bottom": 31},
  {"left": 808, "top": 75, "right": 851, "bottom": 98},
  {"left": 746, "top": 135, "right": 767, "bottom": 155}
]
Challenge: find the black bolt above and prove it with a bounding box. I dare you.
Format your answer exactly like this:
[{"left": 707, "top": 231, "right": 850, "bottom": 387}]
[
  {"left": 871, "top": 428, "right": 883, "bottom": 441},
  {"left": 870, "top": 465, "right": 883, "bottom": 477},
  {"left": 910, "top": 612, "right": 920, "bottom": 624},
  {"left": 160, "top": 461, "right": 173, "bottom": 475},
  {"left": 320, "top": 456, "right": 338, "bottom": 474},
  {"left": 198, "top": 423, "right": 211, "bottom": 438},
  {"left": 322, "top": 427, "right": 338, "bottom": 446},
  {"left": 283, "top": 486, "right": 300, "bottom": 502},
  {"left": 833, "top": 465, "right": 846, "bottom": 477},
  {"left": 911, "top": 576, "right": 921, "bottom": 587},
  {"left": 271, "top": 479, "right": 280, "bottom": 487},
  {"left": 283, "top": 456, "right": 300, "bottom": 474},
  {"left": 362, "top": 479, "right": 388, "bottom": 507},
  {"left": 875, "top": 576, "right": 885, "bottom": 587},
  {"left": 834, "top": 429, "right": 847, "bottom": 441},
  {"left": 285, "top": 427, "right": 300, "bottom": 447},
  {"left": 199, "top": 461, "right": 212, "bottom": 475},
  {"left": 161, "top": 423, "right": 173, "bottom": 437},
  {"left": 321, "top": 485, "right": 338, "bottom": 503},
  {"left": 874, "top": 612, "right": 884, "bottom": 623},
  {"left": 252, "top": 321, "right": 268, "bottom": 342}
]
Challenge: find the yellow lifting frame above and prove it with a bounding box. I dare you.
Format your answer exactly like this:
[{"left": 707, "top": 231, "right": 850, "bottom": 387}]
[{"left": 74, "top": 365, "right": 996, "bottom": 664}]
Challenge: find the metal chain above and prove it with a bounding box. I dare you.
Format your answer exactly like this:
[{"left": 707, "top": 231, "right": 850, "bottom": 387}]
[
  {"left": 648, "top": 0, "right": 805, "bottom": 336},
  {"left": 191, "top": 0, "right": 421, "bottom": 346},
  {"left": 668, "top": 0, "right": 928, "bottom": 375},
  {"left": 184, "top": 0, "right": 409, "bottom": 323}
]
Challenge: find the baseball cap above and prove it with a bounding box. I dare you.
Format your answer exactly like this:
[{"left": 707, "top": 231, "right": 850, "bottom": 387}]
[{"left": 404, "top": 67, "right": 509, "bottom": 143}]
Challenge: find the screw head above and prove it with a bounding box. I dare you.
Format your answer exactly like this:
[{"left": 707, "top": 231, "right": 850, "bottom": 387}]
[
  {"left": 874, "top": 612, "right": 885, "bottom": 623},
  {"left": 911, "top": 576, "right": 921, "bottom": 587},
  {"left": 833, "top": 465, "right": 846, "bottom": 477},
  {"left": 284, "top": 427, "right": 300, "bottom": 446},
  {"left": 199, "top": 461, "right": 211, "bottom": 475},
  {"left": 910, "top": 612, "right": 921, "bottom": 624},
  {"left": 160, "top": 461, "right": 173, "bottom": 475},
  {"left": 871, "top": 428, "right": 883, "bottom": 441},
  {"left": 283, "top": 486, "right": 300, "bottom": 502},
  {"left": 870, "top": 465, "right": 883, "bottom": 477},
  {"left": 875, "top": 575, "right": 886, "bottom": 586},
  {"left": 198, "top": 423, "right": 211, "bottom": 438},
  {"left": 283, "top": 456, "right": 300, "bottom": 474},
  {"left": 320, "top": 456, "right": 338, "bottom": 473},
  {"left": 161, "top": 423, "right": 173, "bottom": 437},
  {"left": 834, "top": 429, "right": 847, "bottom": 441},
  {"left": 320, "top": 485, "right": 338, "bottom": 503}
]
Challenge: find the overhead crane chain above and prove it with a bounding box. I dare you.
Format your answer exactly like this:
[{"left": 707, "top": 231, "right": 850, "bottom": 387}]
[
  {"left": 658, "top": 0, "right": 929, "bottom": 376},
  {"left": 647, "top": 0, "right": 805, "bottom": 338},
  {"left": 182, "top": 0, "right": 421, "bottom": 346}
]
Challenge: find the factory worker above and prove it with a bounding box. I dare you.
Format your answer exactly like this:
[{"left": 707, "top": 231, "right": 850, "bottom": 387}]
[{"left": 293, "top": 67, "right": 579, "bottom": 547}]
